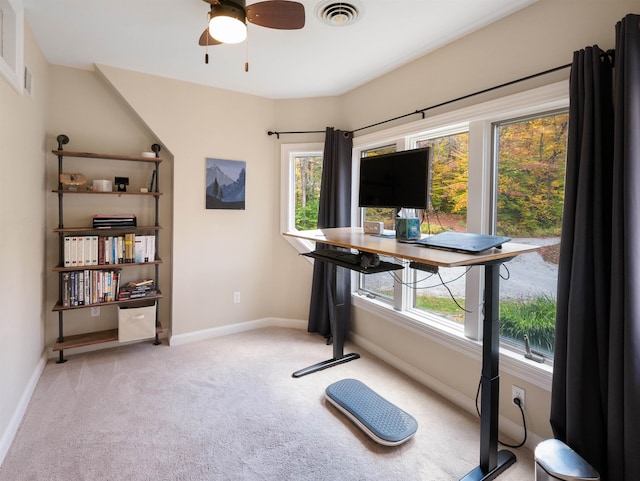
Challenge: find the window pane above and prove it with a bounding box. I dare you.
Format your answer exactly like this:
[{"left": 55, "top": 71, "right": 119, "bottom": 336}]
[
  {"left": 362, "top": 145, "right": 398, "bottom": 230},
  {"left": 294, "top": 155, "right": 322, "bottom": 230},
  {"left": 495, "top": 111, "right": 568, "bottom": 357},
  {"left": 410, "top": 133, "right": 469, "bottom": 324},
  {"left": 417, "top": 135, "right": 469, "bottom": 235},
  {"left": 359, "top": 145, "right": 397, "bottom": 302}
]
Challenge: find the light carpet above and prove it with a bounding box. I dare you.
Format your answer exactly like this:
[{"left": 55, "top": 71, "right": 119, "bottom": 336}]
[{"left": 0, "top": 327, "right": 536, "bottom": 480}]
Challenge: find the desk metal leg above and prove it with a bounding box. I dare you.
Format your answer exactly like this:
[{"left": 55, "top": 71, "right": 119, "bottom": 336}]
[
  {"left": 460, "top": 262, "right": 516, "bottom": 481},
  {"left": 293, "top": 264, "right": 360, "bottom": 378}
]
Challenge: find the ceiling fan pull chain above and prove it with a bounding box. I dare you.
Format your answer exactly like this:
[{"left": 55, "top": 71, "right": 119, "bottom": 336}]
[
  {"left": 205, "top": 10, "right": 212, "bottom": 64},
  {"left": 245, "top": 36, "right": 249, "bottom": 72}
]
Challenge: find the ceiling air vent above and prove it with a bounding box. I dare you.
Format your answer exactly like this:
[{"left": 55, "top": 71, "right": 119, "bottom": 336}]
[{"left": 315, "top": 1, "right": 361, "bottom": 27}]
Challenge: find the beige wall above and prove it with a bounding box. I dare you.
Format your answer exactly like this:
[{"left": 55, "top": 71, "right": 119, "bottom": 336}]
[
  {"left": 342, "top": 0, "right": 633, "bottom": 133},
  {"left": 95, "top": 66, "right": 342, "bottom": 337},
  {"left": 0, "top": 23, "right": 49, "bottom": 458}
]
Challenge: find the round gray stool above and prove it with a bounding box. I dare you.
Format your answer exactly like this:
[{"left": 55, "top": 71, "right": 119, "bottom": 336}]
[{"left": 535, "top": 439, "right": 600, "bottom": 481}]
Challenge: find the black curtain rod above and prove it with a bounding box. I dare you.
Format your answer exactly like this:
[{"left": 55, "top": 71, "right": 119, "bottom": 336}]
[{"left": 267, "top": 62, "right": 576, "bottom": 139}]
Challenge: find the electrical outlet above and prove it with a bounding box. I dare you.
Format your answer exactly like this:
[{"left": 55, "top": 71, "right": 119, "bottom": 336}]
[
  {"left": 91, "top": 306, "right": 100, "bottom": 317},
  {"left": 512, "top": 385, "right": 525, "bottom": 409},
  {"left": 233, "top": 291, "right": 241, "bottom": 304}
]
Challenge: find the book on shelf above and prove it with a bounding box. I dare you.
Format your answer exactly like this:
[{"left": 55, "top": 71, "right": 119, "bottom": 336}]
[
  {"left": 78, "top": 271, "right": 85, "bottom": 305},
  {"left": 62, "top": 272, "right": 70, "bottom": 307},
  {"left": 124, "top": 233, "right": 135, "bottom": 263},
  {"left": 60, "top": 269, "right": 122, "bottom": 307},
  {"left": 117, "top": 279, "right": 157, "bottom": 300},
  {"left": 134, "top": 236, "right": 155, "bottom": 263},
  {"left": 63, "top": 234, "right": 156, "bottom": 267}
]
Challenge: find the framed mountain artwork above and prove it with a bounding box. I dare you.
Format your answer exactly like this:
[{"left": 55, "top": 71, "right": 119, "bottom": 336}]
[{"left": 205, "top": 158, "right": 246, "bottom": 210}]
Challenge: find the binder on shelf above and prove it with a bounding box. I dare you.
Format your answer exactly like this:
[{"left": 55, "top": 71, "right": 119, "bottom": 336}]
[
  {"left": 83, "top": 236, "right": 92, "bottom": 266},
  {"left": 77, "top": 236, "right": 85, "bottom": 267},
  {"left": 64, "top": 237, "right": 71, "bottom": 267},
  {"left": 90, "top": 236, "right": 98, "bottom": 265},
  {"left": 70, "top": 236, "right": 78, "bottom": 267},
  {"left": 92, "top": 214, "right": 137, "bottom": 229}
]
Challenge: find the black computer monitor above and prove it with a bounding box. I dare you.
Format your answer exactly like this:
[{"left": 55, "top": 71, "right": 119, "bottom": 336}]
[{"left": 358, "top": 147, "right": 431, "bottom": 210}]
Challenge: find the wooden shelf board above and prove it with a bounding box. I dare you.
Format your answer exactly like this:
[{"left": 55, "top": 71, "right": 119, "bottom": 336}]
[
  {"left": 52, "top": 150, "right": 163, "bottom": 163},
  {"left": 52, "top": 190, "right": 162, "bottom": 196},
  {"left": 52, "top": 292, "right": 163, "bottom": 311},
  {"left": 53, "top": 329, "right": 119, "bottom": 351},
  {"left": 53, "top": 324, "right": 164, "bottom": 352},
  {"left": 53, "top": 260, "right": 162, "bottom": 272},
  {"left": 54, "top": 225, "right": 162, "bottom": 233}
]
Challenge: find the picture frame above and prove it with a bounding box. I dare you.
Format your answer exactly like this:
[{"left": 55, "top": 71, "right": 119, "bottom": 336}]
[{"left": 205, "top": 157, "right": 246, "bottom": 210}]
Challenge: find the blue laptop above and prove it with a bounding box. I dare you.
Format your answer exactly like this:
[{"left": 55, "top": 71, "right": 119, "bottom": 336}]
[{"left": 416, "top": 231, "right": 511, "bottom": 253}]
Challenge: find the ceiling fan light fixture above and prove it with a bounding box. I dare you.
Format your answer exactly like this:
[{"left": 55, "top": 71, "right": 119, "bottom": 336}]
[{"left": 209, "top": 3, "right": 247, "bottom": 44}]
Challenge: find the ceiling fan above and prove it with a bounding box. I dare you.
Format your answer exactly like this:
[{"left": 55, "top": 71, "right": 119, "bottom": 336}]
[{"left": 198, "top": 0, "right": 305, "bottom": 48}]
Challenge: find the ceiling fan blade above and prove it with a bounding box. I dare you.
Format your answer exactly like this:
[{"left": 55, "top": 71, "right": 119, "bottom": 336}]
[
  {"left": 246, "top": 1, "right": 305, "bottom": 29},
  {"left": 199, "top": 28, "right": 223, "bottom": 46}
]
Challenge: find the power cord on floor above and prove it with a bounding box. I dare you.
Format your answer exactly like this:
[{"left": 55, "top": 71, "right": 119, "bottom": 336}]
[{"left": 474, "top": 377, "right": 527, "bottom": 448}]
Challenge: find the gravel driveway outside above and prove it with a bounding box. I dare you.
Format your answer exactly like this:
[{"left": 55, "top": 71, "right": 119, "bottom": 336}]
[{"left": 362, "top": 237, "right": 560, "bottom": 301}]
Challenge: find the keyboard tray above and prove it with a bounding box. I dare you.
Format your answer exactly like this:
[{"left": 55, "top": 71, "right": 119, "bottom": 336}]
[{"left": 302, "top": 251, "right": 404, "bottom": 274}]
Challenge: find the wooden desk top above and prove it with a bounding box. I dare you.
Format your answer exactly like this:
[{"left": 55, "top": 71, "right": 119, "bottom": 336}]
[{"left": 284, "top": 228, "right": 539, "bottom": 268}]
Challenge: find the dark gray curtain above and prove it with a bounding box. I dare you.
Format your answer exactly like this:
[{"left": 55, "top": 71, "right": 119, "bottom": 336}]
[
  {"left": 551, "top": 14, "right": 640, "bottom": 481},
  {"left": 307, "top": 128, "right": 353, "bottom": 340}
]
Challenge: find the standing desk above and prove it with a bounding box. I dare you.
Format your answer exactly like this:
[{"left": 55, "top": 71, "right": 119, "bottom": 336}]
[{"left": 285, "top": 227, "right": 539, "bottom": 481}]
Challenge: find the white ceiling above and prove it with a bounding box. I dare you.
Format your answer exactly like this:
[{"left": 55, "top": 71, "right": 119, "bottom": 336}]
[{"left": 23, "top": 0, "right": 536, "bottom": 99}]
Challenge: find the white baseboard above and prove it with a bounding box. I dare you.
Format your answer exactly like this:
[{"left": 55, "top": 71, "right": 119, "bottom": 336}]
[
  {"left": 169, "top": 318, "right": 307, "bottom": 346},
  {"left": 0, "top": 352, "right": 47, "bottom": 465},
  {"left": 350, "top": 332, "right": 544, "bottom": 451}
]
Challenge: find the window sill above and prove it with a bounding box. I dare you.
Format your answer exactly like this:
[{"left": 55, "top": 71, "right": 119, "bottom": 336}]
[{"left": 351, "top": 294, "right": 552, "bottom": 391}]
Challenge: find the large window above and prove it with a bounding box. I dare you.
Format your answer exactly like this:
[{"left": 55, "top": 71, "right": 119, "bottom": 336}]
[
  {"left": 294, "top": 155, "right": 323, "bottom": 230},
  {"left": 280, "top": 143, "right": 323, "bottom": 252},
  {"left": 281, "top": 81, "right": 568, "bottom": 380},
  {"left": 349, "top": 82, "right": 568, "bottom": 372},
  {"left": 494, "top": 111, "right": 568, "bottom": 357}
]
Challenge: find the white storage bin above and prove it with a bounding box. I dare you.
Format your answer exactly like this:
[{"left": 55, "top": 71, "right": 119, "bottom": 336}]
[{"left": 118, "top": 301, "right": 156, "bottom": 342}]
